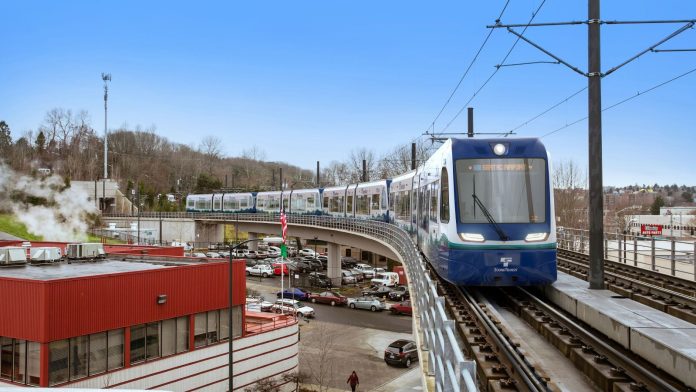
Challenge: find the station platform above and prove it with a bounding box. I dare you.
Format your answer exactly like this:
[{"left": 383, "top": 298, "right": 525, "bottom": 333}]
[{"left": 545, "top": 273, "right": 696, "bottom": 389}]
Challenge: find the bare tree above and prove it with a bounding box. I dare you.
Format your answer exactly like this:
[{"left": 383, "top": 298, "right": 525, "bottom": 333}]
[
  {"left": 301, "top": 322, "right": 338, "bottom": 392},
  {"left": 348, "top": 148, "right": 376, "bottom": 182},
  {"left": 553, "top": 160, "right": 588, "bottom": 229},
  {"left": 200, "top": 136, "right": 223, "bottom": 173}
]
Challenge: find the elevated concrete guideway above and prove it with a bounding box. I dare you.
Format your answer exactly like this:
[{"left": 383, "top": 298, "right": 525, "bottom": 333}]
[{"left": 102, "top": 212, "right": 478, "bottom": 391}]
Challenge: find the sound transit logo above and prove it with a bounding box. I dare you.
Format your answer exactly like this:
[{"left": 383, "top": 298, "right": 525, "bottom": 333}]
[{"left": 495, "top": 257, "right": 518, "bottom": 273}]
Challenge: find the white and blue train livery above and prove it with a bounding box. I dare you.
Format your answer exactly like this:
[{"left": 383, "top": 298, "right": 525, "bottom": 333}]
[
  {"left": 417, "top": 138, "right": 556, "bottom": 286},
  {"left": 184, "top": 137, "right": 556, "bottom": 287}
]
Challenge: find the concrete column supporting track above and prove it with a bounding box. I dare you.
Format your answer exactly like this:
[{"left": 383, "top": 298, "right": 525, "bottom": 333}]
[
  {"left": 247, "top": 233, "right": 259, "bottom": 251},
  {"left": 327, "top": 242, "right": 341, "bottom": 286},
  {"left": 194, "top": 222, "right": 225, "bottom": 245}
]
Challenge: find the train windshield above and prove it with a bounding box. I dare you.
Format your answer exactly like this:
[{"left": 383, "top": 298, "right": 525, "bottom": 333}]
[{"left": 455, "top": 158, "right": 546, "bottom": 224}]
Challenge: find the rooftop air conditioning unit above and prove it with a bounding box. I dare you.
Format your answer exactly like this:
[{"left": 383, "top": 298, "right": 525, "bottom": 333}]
[
  {"left": 0, "top": 247, "right": 28, "bottom": 266},
  {"left": 30, "top": 247, "right": 63, "bottom": 263},
  {"left": 67, "top": 243, "right": 106, "bottom": 260}
]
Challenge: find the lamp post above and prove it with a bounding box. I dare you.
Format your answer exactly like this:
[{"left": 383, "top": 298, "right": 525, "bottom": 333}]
[{"left": 228, "top": 238, "right": 264, "bottom": 392}]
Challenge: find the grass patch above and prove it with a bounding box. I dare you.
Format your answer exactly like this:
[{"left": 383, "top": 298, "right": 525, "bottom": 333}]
[{"left": 0, "top": 213, "right": 43, "bottom": 240}]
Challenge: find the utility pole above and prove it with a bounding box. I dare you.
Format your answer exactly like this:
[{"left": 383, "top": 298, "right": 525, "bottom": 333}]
[
  {"left": 101, "top": 73, "right": 111, "bottom": 180},
  {"left": 316, "top": 161, "right": 320, "bottom": 187},
  {"left": 487, "top": 1, "right": 694, "bottom": 289},
  {"left": 587, "top": 0, "right": 604, "bottom": 289},
  {"left": 362, "top": 160, "right": 367, "bottom": 182}
]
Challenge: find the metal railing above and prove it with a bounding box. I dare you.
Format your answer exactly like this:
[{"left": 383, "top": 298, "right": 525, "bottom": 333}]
[
  {"left": 557, "top": 227, "right": 696, "bottom": 280},
  {"left": 103, "top": 212, "right": 477, "bottom": 391}
]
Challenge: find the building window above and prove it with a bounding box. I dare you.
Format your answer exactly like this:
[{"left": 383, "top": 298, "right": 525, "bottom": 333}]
[
  {"left": 26, "top": 341, "right": 39, "bottom": 386},
  {"left": 129, "top": 325, "right": 146, "bottom": 364},
  {"left": 161, "top": 319, "right": 176, "bottom": 357},
  {"left": 231, "top": 306, "right": 243, "bottom": 338},
  {"left": 107, "top": 329, "right": 124, "bottom": 370},
  {"left": 49, "top": 340, "right": 69, "bottom": 386},
  {"left": 89, "top": 332, "right": 107, "bottom": 375},
  {"left": 146, "top": 323, "right": 160, "bottom": 360},
  {"left": 1, "top": 337, "right": 12, "bottom": 380},
  {"left": 220, "top": 308, "right": 230, "bottom": 340},
  {"left": 176, "top": 316, "right": 189, "bottom": 353},
  {"left": 1, "top": 337, "right": 28, "bottom": 384},
  {"left": 207, "top": 311, "right": 219, "bottom": 344},
  {"left": 194, "top": 313, "right": 207, "bottom": 348},
  {"left": 69, "top": 335, "right": 88, "bottom": 380}
]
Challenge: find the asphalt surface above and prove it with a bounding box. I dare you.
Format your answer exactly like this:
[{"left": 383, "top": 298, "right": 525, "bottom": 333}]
[{"left": 246, "top": 276, "right": 413, "bottom": 334}]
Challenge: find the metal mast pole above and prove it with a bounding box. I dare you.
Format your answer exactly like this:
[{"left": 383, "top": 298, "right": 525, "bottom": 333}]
[
  {"left": 588, "top": 0, "right": 605, "bottom": 289},
  {"left": 101, "top": 73, "right": 111, "bottom": 180}
]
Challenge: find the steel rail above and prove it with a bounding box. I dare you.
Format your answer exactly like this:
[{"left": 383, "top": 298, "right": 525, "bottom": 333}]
[
  {"left": 460, "top": 288, "right": 550, "bottom": 392},
  {"left": 517, "top": 288, "right": 681, "bottom": 392}
]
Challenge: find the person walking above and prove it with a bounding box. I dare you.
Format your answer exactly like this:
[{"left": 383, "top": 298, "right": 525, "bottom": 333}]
[{"left": 346, "top": 370, "right": 359, "bottom": 391}]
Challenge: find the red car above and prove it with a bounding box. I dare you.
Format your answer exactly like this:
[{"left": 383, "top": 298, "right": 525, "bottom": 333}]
[
  {"left": 307, "top": 291, "right": 348, "bottom": 306},
  {"left": 272, "top": 263, "right": 290, "bottom": 276},
  {"left": 390, "top": 300, "right": 412, "bottom": 316}
]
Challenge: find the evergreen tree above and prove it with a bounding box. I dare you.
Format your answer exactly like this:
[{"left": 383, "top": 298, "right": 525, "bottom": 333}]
[
  {"left": 0, "top": 121, "right": 11, "bottom": 154},
  {"left": 651, "top": 196, "right": 665, "bottom": 215}
]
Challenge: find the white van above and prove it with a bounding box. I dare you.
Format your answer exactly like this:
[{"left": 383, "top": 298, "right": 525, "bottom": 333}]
[{"left": 371, "top": 272, "right": 399, "bottom": 287}]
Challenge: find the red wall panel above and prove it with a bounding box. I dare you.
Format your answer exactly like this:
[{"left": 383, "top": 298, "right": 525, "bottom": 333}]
[{"left": 0, "top": 260, "right": 246, "bottom": 343}]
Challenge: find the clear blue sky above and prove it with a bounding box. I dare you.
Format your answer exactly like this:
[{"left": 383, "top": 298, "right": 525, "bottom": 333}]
[{"left": 1, "top": 0, "right": 695, "bottom": 186}]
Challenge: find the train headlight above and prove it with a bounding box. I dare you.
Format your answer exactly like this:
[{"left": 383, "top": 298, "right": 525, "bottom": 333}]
[
  {"left": 459, "top": 233, "right": 485, "bottom": 242},
  {"left": 493, "top": 143, "right": 507, "bottom": 156},
  {"left": 525, "top": 232, "right": 548, "bottom": 242}
]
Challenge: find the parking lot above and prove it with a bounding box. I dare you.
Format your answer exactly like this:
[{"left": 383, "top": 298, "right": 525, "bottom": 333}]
[{"left": 245, "top": 271, "right": 417, "bottom": 390}]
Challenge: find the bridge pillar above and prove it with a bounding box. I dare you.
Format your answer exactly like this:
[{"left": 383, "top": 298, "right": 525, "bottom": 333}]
[
  {"left": 327, "top": 242, "right": 341, "bottom": 286},
  {"left": 248, "top": 233, "right": 259, "bottom": 251},
  {"left": 194, "top": 222, "right": 225, "bottom": 245}
]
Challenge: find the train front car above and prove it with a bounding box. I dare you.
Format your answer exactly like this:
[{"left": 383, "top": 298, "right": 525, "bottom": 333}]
[{"left": 437, "top": 138, "right": 557, "bottom": 286}]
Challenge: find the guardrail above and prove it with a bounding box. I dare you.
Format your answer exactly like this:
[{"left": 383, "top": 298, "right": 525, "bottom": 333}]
[
  {"left": 103, "top": 212, "right": 477, "bottom": 392},
  {"left": 557, "top": 227, "right": 696, "bottom": 281}
]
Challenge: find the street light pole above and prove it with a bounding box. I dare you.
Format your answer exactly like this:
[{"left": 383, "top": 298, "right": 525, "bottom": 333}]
[{"left": 228, "top": 238, "right": 264, "bottom": 392}]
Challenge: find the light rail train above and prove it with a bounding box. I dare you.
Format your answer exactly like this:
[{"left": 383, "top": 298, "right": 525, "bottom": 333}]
[{"left": 186, "top": 138, "right": 557, "bottom": 286}]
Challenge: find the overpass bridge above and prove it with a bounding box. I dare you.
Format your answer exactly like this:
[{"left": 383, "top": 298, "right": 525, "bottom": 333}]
[{"left": 102, "top": 212, "right": 477, "bottom": 392}]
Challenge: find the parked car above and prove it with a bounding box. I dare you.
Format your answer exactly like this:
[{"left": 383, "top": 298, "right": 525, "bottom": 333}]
[
  {"left": 293, "top": 260, "right": 314, "bottom": 273},
  {"left": 362, "top": 285, "right": 392, "bottom": 298},
  {"left": 298, "top": 248, "right": 317, "bottom": 257},
  {"left": 267, "top": 247, "right": 280, "bottom": 257},
  {"left": 205, "top": 252, "right": 222, "bottom": 258},
  {"left": 371, "top": 272, "right": 400, "bottom": 287},
  {"left": 308, "top": 272, "right": 333, "bottom": 288},
  {"left": 374, "top": 267, "right": 386, "bottom": 274},
  {"left": 341, "top": 270, "right": 357, "bottom": 285},
  {"left": 256, "top": 250, "right": 269, "bottom": 259},
  {"left": 341, "top": 257, "right": 358, "bottom": 269},
  {"left": 349, "top": 269, "right": 365, "bottom": 282},
  {"left": 384, "top": 339, "right": 419, "bottom": 367},
  {"left": 246, "top": 297, "right": 274, "bottom": 312},
  {"left": 347, "top": 296, "right": 385, "bottom": 312},
  {"left": 304, "top": 258, "right": 323, "bottom": 271},
  {"left": 390, "top": 300, "right": 412, "bottom": 316},
  {"left": 191, "top": 252, "right": 207, "bottom": 258},
  {"left": 244, "top": 250, "right": 258, "bottom": 259},
  {"left": 246, "top": 264, "right": 273, "bottom": 277},
  {"left": 232, "top": 249, "right": 246, "bottom": 258},
  {"left": 272, "top": 262, "right": 291, "bottom": 276},
  {"left": 245, "top": 259, "right": 258, "bottom": 268},
  {"left": 354, "top": 263, "right": 375, "bottom": 278},
  {"left": 271, "top": 299, "right": 315, "bottom": 318},
  {"left": 276, "top": 287, "right": 311, "bottom": 301},
  {"left": 388, "top": 285, "right": 410, "bottom": 301},
  {"left": 307, "top": 291, "right": 348, "bottom": 306}
]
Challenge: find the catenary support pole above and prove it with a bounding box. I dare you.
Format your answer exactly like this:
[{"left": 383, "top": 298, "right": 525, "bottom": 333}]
[
  {"left": 467, "top": 107, "right": 474, "bottom": 138},
  {"left": 411, "top": 143, "right": 416, "bottom": 170},
  {"left": 362, "top": 160, "right": 367, "bottom": 182},
  {"left": 588, "top": 0, "right": 605, "bottom": 289},
  {"left": 316, "top": 161, "right": 320, "bottom": 187}
]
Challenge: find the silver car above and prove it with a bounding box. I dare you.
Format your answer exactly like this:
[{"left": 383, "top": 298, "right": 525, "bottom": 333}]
[
  {"left": 341, "top": 269, "right": 357, "bottom": 285},
  {"left": 347, "top": 296, "right": 385, "bottom": 312}
]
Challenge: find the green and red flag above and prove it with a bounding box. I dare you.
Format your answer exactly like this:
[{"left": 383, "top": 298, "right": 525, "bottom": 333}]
[{"left": 280, "top": 208, "right": 288, "bottom": 258}]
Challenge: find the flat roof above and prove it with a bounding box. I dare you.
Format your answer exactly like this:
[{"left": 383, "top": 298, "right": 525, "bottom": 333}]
[{"left": 0, "top": 258, "right": 202, "bottom": 281}]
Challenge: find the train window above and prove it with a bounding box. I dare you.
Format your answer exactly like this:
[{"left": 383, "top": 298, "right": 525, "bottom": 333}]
[
  {"left": 381, "top": 188, "right": 387, "bottom": 209},
  {"left": 213, "top": 199, "right": 221, "bottom": 210},
  {"left": 357, "top": 195, "right": 369, "bottom": 215},
  {"left": 440, "top": 168, "right": 449, "bottom": 223},
  {"left": 307, "top": 196, "right": 315, "bottom": 208},
  {"left": 187, "top": 199, "right": 194, "bottom": 208},
  {"left": 430, "top": 183, "right": 438, "bottom": 222},
  {"left": 323, "top": 196, "right": 329, "bottom": 209},
  {"left": 456, "top": 158, "right": 546, "bottom": 223},
  {"left": 347, "top": 195, "right": 353, "bottom": 214},
  {"left": 371, "top": 194, "right": 380, "bottom": 212}
]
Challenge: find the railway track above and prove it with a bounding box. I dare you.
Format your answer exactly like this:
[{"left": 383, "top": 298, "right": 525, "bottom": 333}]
[
  {"left": 429, "top": 264, "right": 688, "bottom": 391},
  {"left": 558, "top": 248, "right": 696, "bottom": 324}
]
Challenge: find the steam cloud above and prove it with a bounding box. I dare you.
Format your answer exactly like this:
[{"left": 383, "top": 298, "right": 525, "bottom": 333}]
[{"left": 0, "top": 163, "right": 97, "bottom": 241}]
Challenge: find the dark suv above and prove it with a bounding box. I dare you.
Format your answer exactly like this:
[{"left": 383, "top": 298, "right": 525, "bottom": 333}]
[
  {"left": 308, "top": 272, "right": 333, "bottom": 288},
  {"left": 384, "top": 339, "right": 418, "bottom": 367}
]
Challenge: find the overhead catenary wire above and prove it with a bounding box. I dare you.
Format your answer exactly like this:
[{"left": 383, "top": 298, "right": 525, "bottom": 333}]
[
  {"left": 540, "top": 65, "right": 696, "bottom": 138},
  {"left": 441, "top": 0, "right": 548, "bottom": 134},
  {"left": 505, "top": 86, "right": 587, "bottom": 134},
  {"left": 424, "top": 0, "right": 512, "bottom": 134}
]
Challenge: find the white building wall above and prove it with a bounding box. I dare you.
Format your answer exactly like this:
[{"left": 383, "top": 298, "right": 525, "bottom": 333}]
[{"left": 63, "top": 322, "right": 299, "bottom": 392}]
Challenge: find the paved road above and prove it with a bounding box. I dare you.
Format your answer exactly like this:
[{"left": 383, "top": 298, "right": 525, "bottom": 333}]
[{"left": 246, "top": 277, "right": 413, "bottom": 334}]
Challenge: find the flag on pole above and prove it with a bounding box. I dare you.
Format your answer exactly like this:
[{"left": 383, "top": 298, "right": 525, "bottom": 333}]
[{"left": 280, "top": 208, "right": 288, "bottom": 258}]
